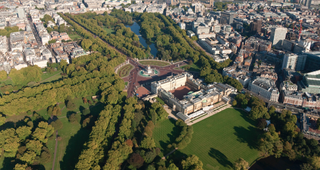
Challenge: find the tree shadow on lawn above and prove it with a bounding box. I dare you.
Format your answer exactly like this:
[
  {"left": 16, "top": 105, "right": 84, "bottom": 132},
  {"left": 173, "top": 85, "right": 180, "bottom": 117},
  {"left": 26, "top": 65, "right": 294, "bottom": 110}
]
[
  {"left": 233, "top": 126, "right": 259, "bottom": 149},
  {"left": 59, "top": 127, "right": 91, "bottom": 170},
  {"left": 59, "top": 102, "right": 104, "bottom": 170},
  {"left": 159, "top": 119, "right": 180, "bottom": 154},
  {"left": 208, "top": 148, "right": 233, "bottom": 168}
]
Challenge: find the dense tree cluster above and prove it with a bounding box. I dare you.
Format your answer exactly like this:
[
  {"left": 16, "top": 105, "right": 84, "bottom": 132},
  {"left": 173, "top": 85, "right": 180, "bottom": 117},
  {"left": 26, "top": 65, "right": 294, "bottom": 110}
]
[
  {"left": 234, "top": 93, "right": 320, "bottom": 168},
  {"left": 64, "top": 12, "right": 146, "bottom": 59},
  {"left": 8, "top": 66, "right": 42, "bottom": 86},
  {"left": 0, "top": 70, "right": 7, "bottom": 81},
  {"left": 59, "top": 13, "right": 126, "bottom": 58},
  {"left": 75, "top": 105, "right": 124, "bottom": 170},
  {"left": 109, "top": 9, "right": 134, "bottom": 25},
  {"left": 0, "top": 120, "right": 53, "bottom": 169},
  {"left": 0, "top": 53, "right": 125, "bottom": 116}
]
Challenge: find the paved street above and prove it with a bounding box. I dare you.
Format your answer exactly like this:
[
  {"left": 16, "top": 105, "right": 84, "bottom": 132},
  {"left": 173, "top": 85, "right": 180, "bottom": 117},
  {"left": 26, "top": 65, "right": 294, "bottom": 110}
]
[{"left": 28, "top": 15, "right": 42, "bottom": 46}]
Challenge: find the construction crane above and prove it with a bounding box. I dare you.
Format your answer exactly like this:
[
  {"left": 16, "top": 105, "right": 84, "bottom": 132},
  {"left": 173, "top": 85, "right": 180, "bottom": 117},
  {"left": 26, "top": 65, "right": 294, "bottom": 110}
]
[{"left": 298, "top": 20, "right": 302, "bottom": 41}]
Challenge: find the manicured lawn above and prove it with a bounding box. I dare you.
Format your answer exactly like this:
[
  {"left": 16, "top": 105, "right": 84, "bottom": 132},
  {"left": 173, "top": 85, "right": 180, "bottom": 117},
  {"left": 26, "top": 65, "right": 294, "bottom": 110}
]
[
  {"left": 178, "top": 108, "right": 260, "bottom": 170},
  {"left": 153, "top": 119, "right": 179, "bottom": 154},
  {"left": 69, "top": 34, "right": 82, "bottom": 40},
  {"left": 139, "top": 60, "right": 170, "bottom": 67},
  {"left": 41, "top": 70, "right": 62, "bottom": 83},
  {"left": 181, "top": 63, "right": 201, "bottom": 72},
  {"left": 103, "top": 27, "right": 114, "bottom": 34},
  {"left": 118, "top": 64, "right": 134, "bottom": 77}
]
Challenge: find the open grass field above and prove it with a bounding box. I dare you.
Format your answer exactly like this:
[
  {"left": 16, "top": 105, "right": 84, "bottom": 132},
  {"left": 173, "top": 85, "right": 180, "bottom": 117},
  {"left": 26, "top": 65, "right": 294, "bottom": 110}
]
[
  {"left": 41, "top": 70, "right": 62, "bottom": 83},
  {"left": 69, "top": 34, "right": 82, "bottom": 40},
  {"left": 179, "top": 108, "right": 260, "bottom": 170},
  {"left": 103, "top": 27, "right": 114, "bottom": 34},
  {"left": 181, "top": 63, "right": 201, "bottom": 72},
  {"left": 153, "top": 118, "right": 180, "bottom": 154},
  {"left": 139, "top": 60, "right": 170, "bottom": 67},
  {"left": 153, "top": 108, "right": 260, "bottom": 170},
  {"left": 118, "top": 64, "right": 134, "bottom": 77}
]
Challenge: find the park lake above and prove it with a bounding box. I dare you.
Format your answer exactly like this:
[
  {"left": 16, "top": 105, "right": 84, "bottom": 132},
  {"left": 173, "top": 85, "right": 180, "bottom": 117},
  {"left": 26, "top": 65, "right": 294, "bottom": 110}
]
[{"left": 126, "top": 22, "right": 158, "bottom": 57}]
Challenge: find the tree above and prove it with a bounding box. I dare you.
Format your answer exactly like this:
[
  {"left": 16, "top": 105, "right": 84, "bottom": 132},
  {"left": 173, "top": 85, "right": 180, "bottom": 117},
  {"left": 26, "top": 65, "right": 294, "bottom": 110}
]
[
  {"left": 51, "top": 119, "right": 63, "bottom": 130},
  {"left": 14, "top": 163, "right": 28, "bottom": 170},
  {"left": 140, "top": 136, "right": 156, "bottom": 149},
  {"left": 167, "top": 163, "right": 179, "bottom": 170},
  {"left": 81, "top": 39, "right": 93, "bottom": 51},
  {"left": 144, "top": 150, "right": 157, "bottom": 163},
  {"left": 269, "top": 106, "right": 275, "bottom": 115},
  {"left": 82, "top": 97, "right": 87, "bottom": 104},
  {"left": 0, "top": 115, "right": 6, "bottom": 126},
  {"left": 32, "top": 122, "right": 54, "bottom": 143},
  {"left": 233, "top": 158, "right": 249, "bottom": 170},
  {"left": 48, "top": 105, "right": 61, "bottom": 116},
  {"left": 60, "top": 59, "right": 68, "bottom": 73},
  {"left": 0, "top": 70, "right": 7, "bottom": 81},
  {"left": 300, "top": 163, "right": 314, "bottom": 170},
  {"left": 127, "top": 153, "right": 144, "bottom": 168},
  {"left": 40, "top": 150, "right": 51, "bottom": 163},
  {"left": 232, "top": 100, "right": 237, "bottom": 107},
  {"left": 26, "top": 140, "right": 43, "bottom": 155},
  {"left": 68, "top": 113, "right": 78, "bottom": 123},
  {"left": 309, "top": 156, "right": 320, "bottom": 169},
  {"left": 82, "top": 108, "right": 90, "bottom": 116},
  {"left": 257, "top": 119, "right": 267, "bottom": 129},
  {"left": 317, "top": 118, "right": 320, "bottom": 130},
  {"left": 181, "top": 155, "right": 203, "bottom": 170},
  {"left": 20, "top": 150, "right": 37, "bottom": 164},
  {"left": 16, "top": 126, "right": 32, "bottom": 141},
  {"left": 66, "top": 100, "right": 76, "bottom": 110}
]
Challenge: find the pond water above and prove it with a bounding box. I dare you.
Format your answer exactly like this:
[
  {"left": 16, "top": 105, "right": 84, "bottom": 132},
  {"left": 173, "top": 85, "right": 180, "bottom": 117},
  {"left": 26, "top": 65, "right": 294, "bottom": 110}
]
[{"left": 125, "top": 22, "right": 158, "bottom": 57}]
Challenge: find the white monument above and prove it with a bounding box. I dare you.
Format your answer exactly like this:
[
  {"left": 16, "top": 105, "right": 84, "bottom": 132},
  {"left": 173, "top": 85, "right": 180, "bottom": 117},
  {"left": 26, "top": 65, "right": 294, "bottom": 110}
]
[{"left": 146, "top": 65, "right": 152, "bottom": 74}]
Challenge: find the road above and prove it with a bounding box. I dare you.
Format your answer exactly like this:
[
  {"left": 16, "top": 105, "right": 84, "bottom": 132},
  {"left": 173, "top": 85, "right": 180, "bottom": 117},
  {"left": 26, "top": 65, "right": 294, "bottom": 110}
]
[{"left": 27, "top": 15, "right": 42, "bottom": 46}]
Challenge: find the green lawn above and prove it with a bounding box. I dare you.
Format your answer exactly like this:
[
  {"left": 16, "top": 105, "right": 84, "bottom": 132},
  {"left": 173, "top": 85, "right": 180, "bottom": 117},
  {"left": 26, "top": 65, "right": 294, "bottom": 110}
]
[
  {"left": 139, "top": 60, "right": 170, "bottom": 67},
  {"left": 181, "top": 63, "right": 201, "bottom": 72},
  {"left": 153, "top": 108, "right": 260, "bottom": 170},
  {"left": 41, "top": 70, "right": 62, "bottom": 82},
  {"left": 69, "top": 34, "right": 82, "bottom": 40},
  {"left": 103, "top": 27, "right": 114, "bottom": 34},
  {"left": 153, "top": 119, "right": 180, "bottom": 155},
  {"left": 118, "top": 64, "right": 134, "bottom": 77},
  {"left": 180, "top": 109, "right": 259, "bottom": 170}
]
